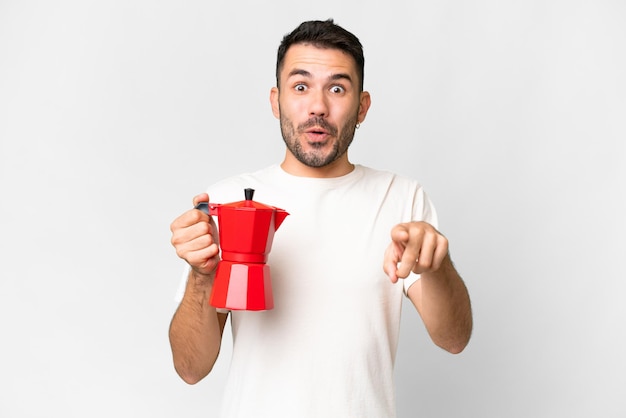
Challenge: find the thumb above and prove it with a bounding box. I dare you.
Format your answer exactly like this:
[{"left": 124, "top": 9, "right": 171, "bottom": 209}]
[{"left": 193, "top": 193, "right": 209, "bottom": 207}]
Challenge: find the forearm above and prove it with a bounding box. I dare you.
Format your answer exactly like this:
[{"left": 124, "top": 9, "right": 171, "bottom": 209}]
[
  {"left": 410, "top": 255, "right": 472, "bottom": 353},
  {"left": 169, "top": 270, "right": 227, "bottom": 384}
]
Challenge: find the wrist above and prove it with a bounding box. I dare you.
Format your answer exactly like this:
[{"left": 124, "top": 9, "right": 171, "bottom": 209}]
[
  {"left": 190, "top": 268, "right": 215, "bottom": 286},
  {"left": 183, "top": 269, "right": 215, "bottom": 305}
]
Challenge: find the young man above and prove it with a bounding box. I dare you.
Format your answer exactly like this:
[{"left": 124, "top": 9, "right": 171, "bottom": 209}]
[{"left": 169, "top": 19, "right": 472, "bottom": 418}]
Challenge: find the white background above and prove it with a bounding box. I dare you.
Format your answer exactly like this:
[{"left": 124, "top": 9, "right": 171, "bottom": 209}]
[{"left": 1, "top": 1, "right": 625, "bottom": 417}]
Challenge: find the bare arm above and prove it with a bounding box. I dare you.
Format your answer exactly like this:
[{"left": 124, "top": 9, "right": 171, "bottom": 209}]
[
  {"left": 407, "top": 254, "right": 472, "bottom": 353},
  {"left": 169, "top": 270, "right": 228, "bottom": 384},
  {"left": 384, "top": 222, "right": 472, "bottom": 353},
  {"left": 169, "top": 193, "right": 227, "bottom": 384}
]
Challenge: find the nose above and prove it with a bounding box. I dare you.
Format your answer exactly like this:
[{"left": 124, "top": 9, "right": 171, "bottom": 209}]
[{"left": 308, "top": 89, "right": 329, "bottom": 117}]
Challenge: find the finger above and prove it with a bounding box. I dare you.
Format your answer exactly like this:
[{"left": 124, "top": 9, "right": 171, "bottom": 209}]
[
  {"left": 383, "top": 243, "right": 401, "bottom": 283},
  {"left": 170, "top": 209, "right": 210, "bottom": 239},
  {"left": 412, "top": 229, "right": 436, "bottom": 273},
  {"left": 390, "top": 224, "right": 410, "bottom": 246},
  {"left": 175, "top": 230, "right": 220, "bottom": 270},
  {"left": 431, "top": 234, "right": 449, "bottom": 271},
  {"left": 175, "top": 224, "right": 213, "bottom": 250},
  {"left": 185, "top": 242, "right": 220, "bottom": 267},
  {"left": 389, "top": 224, "right": 417, "bottom": 280},
  {"left": 389, "top": 224, "right": 410, "bottom": 262},
  {"left": 175, "top": 236, "right": 213, "bottom": 260},
  {"left": 397, "top": 227, "right": 423, "bottom": 279},
  {"left": 192, "top": 193, "right": 209, "bottom": 207},
  {"left": 414, "top": 232, "right": 449, "bottom": 274}
]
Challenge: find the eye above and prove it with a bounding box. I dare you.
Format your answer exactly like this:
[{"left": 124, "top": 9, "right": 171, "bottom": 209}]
[
  {"left": 330, "top": 85, "right": 345, "bottom": 94},
  {"left": 294, "top": 84, "right": 308, "bottom": 92}
]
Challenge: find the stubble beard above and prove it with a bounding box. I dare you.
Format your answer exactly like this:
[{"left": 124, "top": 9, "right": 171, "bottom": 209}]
[{"left": 279, "top": 113, "right": 359, "bottom": 168}]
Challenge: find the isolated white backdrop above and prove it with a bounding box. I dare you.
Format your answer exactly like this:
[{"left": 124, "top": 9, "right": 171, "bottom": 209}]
[{"left": 1, "top": 1, "right": 625, "bottom": 417}]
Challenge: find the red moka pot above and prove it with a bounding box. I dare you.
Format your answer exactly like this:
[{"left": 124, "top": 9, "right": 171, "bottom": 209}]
[{"left": 196, "top": 188, "right": 288, "bottom": 311}]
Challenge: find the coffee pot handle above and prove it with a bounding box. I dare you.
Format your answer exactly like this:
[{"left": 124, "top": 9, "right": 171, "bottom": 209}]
[
  {"left": 195, "top": 202, "right": 220, "bottom": 216},
  {"left": 194, "top": 202, "right": 209, "bottom": 215}
]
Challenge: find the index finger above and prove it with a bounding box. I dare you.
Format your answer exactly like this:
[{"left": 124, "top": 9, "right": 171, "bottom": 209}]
[{"left": 391, "top": 224, "right": 420, "bottom": 279}]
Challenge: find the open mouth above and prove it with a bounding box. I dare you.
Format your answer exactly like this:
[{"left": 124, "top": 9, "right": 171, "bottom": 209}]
[
  {"left": 300, "top": 117, "right": 337, "bottom": 137},
  {"left": 304, "top": 127, "right": 330, "bottom": 142},
  {"left": 306, "top": 126, "right": 328, "bottom": 134}
]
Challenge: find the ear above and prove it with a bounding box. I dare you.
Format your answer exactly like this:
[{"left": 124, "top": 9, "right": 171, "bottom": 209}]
[
  {"left": 270, "top": 87, "right": 280, "bottom": 119},
  {"left": 357, "top": 91, "right": 371, "bottom": 124}
]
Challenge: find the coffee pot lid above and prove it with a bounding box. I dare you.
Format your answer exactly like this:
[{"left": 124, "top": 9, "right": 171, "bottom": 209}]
[{"left": 220, "top": 188, "right": 276, "bottom": 210}]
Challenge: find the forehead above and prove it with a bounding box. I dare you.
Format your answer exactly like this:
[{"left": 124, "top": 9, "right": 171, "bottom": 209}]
[{"left": 280, "top": 43, "right": 358, "bottom": 80}]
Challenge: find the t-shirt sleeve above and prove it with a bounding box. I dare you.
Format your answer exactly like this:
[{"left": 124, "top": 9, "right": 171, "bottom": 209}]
[{"left": 174, "top": 264, "right": 191, "bottom": 303}]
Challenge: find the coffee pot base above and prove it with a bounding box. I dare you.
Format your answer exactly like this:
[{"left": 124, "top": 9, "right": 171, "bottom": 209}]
[{"left": 209, "top": 261, "right": 274, "bottom": 311}]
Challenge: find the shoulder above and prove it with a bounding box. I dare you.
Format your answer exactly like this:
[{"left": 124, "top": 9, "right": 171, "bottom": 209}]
[
  {"left": 356, "top": 165, "right": 435, "bottom": 221},
  {"left": 356, "top": 165, "right": 424, "bottom": 191},
  {"left": 206, "top": 165, "right": 280, "bottom": 201}
]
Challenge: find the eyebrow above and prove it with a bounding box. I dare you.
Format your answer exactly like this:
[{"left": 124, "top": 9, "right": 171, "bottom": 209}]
[
  {"left": 287, "top": 68, "right": 353, "bottom": 84},
  {"left": 288, "top": 69, "right": 312, "bottom": 79}
]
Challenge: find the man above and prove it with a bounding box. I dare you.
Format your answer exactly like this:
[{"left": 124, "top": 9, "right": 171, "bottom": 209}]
[{"left": 169, "top": 19, "right": 472, "bottom": 418}]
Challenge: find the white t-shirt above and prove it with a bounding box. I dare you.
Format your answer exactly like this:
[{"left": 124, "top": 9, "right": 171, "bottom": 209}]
[{"left": 177, "top": 164, "right": 437, "bottom": 418}]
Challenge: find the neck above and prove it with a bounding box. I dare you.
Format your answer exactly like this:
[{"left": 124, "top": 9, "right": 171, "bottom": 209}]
[{"left": 280, "top": 151, "right": 354, "bottom": 178}]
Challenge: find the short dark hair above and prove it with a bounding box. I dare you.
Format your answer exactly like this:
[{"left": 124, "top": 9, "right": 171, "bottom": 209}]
[{"left": 276, "top": 19, "right": 365, "bottom": 91}]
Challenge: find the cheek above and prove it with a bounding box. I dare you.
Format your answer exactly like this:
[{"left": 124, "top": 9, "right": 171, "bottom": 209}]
[
  {"left": 282, "top": 98, "right": 307, "bottom": 116},
  {"left": 338, "top": 100, "right": 360, "bottom": 118}
]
